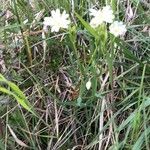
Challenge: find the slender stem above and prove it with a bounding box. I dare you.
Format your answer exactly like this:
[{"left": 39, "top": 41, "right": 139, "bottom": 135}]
[
  {"left": 13, "top": 0, "right": 32, "bottom": 65},
  {"left": 68, "top": 31, "right": 84, "bottom": 75},
  {"left": 24, "top": 34, "right": 32, "bottom": 65}
]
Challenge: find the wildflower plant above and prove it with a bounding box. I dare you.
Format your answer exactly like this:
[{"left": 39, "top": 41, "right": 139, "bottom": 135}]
[
  {"left": 42, "top": 5, "right": 127, "bottom": 104},
  {"left": 1, "top": 1, "right": 149, "bottom": 149},
  {"left": 89, "top": 5, "right": 126, "bottom": 36}
]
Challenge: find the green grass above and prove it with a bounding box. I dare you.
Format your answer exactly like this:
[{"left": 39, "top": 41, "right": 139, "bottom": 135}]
[{"left": 0, "top": 0, "right": 150, "bottom": 149}]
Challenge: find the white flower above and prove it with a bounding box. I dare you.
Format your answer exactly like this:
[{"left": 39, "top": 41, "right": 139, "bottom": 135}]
[
  {"left": 43, "top": 9, "right": 70, "bottom": 32},
  {"left": 101, "top": 6, "right": 114, "bottom": 23},
  {"left": 90, "top": 18, "right": 101, "bottom": 28},
  {"left": 89, "top": 9, "right": 104, "bottom": 28},
  {"left": 43, "top": 17, "right": 50, "bottom": 26},
  {"left": 109, "top": 21, "right": 127, "bottom": 37},
  {"left": 89, "top": 6, "right": 114, "bottom": 28},
  {"left": 89, "top": 8, "right": 100, "bottom": 17},
  {"left": 86, "top": 80, "right": 92, "bottom": 90}
]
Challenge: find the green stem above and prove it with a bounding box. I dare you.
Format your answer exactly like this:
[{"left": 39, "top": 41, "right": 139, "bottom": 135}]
[
  {"left": 68, "top": 30, "right": 84, "bottom": 75},
  {"left": 13, "top": 0, "right": 32, "bottom": 65}
]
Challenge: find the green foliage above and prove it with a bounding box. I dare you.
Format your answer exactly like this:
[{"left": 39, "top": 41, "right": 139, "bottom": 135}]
[
  {"left": 0, "top": 0, "right": 150, "bottom": 149},
  {"left": 0, "top": 74, "right": 35, "bottom": 115}
]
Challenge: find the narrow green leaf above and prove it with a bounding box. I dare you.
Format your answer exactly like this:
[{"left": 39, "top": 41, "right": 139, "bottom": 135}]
[
  {"left": 115, "top": 38, "right": 142, "bottom": 64},
  {"left": 132, "top": 127, "right": 150, "bottom": 150},
  {"left": 0, "top": 74, "right": 36, "bottom": 115},
  {"left": 75, "top": 12, "right": 98, "bottom": 38},
  {"left": 7, "top": 81, "right": 27, "bottom": 100}
]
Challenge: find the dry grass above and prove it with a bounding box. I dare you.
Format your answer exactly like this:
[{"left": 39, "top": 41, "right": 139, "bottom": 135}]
[{"left": 0, "top": 0, "right": 150, "bottom": 149}]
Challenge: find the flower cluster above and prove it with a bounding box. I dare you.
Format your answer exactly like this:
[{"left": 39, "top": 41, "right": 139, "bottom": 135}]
[
  {"left": 89, "top": 6, "right": 127, "bottom": 36},
  {"left": 89, "top": 6, "right": 114, "bottom": 28},
  {"left": 43, "top": 6, "right": 127, "bottom": 37}
]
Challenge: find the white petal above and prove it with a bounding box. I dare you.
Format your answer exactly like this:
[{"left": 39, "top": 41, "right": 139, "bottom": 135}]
[
  {"left": 56, "top": 9, "right": 60, "bottom": 14},
  {"left": 43, "top": 17, "right": 51, "bottom": 26},
  {"left": 51, "top": 10, "right": 56, "bottom": 16},
  {"left": 90, "top": 16, "right": 103, "bottom": 28},
  {"left": 89, "top": 8, "right": 98, "bottom": 17},
  {"left": 55, "top": 9, "right": 61, "bottom": 17},
  {"left": 51, "top": 26, "right": 60, "bottom": 32},
  {"left": 86, "top": 80, "right": 91, "bottom": 90}
]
